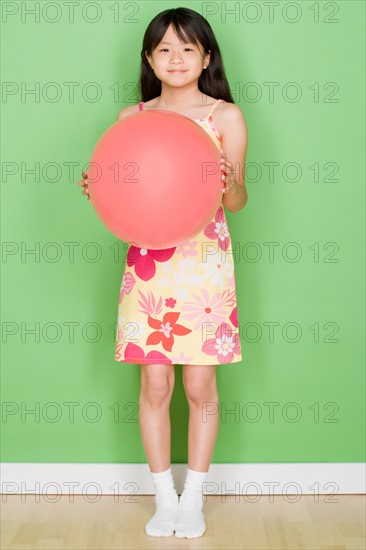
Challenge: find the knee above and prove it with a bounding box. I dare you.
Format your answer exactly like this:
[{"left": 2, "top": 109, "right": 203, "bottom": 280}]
[
  {"left": 140, "top": 367, "right": 174, "bottom": 407},
  {"left": 184, "top": 376, "right": 217, "bottom": 405}
]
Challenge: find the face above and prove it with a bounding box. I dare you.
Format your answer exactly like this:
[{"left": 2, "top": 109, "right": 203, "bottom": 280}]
[{"left": 145, "top": 24, "right": 210, "bottom": 84}]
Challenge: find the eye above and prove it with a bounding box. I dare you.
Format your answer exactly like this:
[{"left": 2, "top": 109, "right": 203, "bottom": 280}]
[{"left": 159, "top": 47, "right": 194, "bottom": 52}]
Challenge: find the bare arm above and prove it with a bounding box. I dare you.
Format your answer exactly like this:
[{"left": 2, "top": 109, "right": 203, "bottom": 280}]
[{"left": 220, "top": 104, "right": 248, "bottom": 214}]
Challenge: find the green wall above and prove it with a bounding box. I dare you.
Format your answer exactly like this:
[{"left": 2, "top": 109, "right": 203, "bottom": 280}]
[{"left": 2, "top": 1, "right": 365, "bottom": 463}]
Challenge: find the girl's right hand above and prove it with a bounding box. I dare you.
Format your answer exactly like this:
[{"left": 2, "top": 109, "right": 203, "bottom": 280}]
[{"left": 78, "top": 171, "right": 91, "bottom": 202}]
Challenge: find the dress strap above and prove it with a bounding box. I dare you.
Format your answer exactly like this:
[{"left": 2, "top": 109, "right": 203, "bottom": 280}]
[
  {"left": 207, "top": 98, "right": 225, "bottom": 118},
  {"left": 138, "top": 101, "right": 144, "bottom": 111}
]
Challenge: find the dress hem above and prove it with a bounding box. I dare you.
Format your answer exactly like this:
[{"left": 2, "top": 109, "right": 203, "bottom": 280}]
[{"left": 115, "top": 357, "right": 243, "bottom": 365}]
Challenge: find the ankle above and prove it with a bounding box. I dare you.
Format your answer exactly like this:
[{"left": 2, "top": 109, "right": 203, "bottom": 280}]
[
  {"left": 150, "top": 466, "right": 178, "bottom": 508},
  {"left": 178, "top": 468, "right": 208, "bottom": 512}
]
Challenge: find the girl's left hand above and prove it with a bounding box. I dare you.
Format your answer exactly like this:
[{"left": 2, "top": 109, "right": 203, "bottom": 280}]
[{"left": 220, "top": 148, "right": 236, "bottom": 194}]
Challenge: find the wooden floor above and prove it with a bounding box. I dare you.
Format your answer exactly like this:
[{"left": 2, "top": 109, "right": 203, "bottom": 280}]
[{"left": 1, "top": 495, "right": 365, "bottom": 549}]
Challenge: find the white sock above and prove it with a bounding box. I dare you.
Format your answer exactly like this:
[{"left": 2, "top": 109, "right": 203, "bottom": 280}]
[
  {"left": 175, "top": 467, "right": 208, "bottom": 538},
  {"left": 145, "top": 466, "right": 178, "bottom": 537}
]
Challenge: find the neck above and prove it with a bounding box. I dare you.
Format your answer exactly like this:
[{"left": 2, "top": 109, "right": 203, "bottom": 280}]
[{"left": 157, "top": 84, "right": 208, "bottom": 109}]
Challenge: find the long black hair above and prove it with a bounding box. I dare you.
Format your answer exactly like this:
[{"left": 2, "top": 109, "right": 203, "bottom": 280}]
[{"left": 138, "top": 7, "right": 234, "bottom": 104}]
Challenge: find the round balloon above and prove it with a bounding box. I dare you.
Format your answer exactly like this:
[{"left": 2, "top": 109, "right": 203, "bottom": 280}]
[{"left": 87, "top": 109, "right": 223, "bottom": 249}]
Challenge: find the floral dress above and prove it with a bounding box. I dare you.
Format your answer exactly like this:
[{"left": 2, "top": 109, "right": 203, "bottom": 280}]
[{"left": 115, "top": 98, "right": 242, "bottom": 365}]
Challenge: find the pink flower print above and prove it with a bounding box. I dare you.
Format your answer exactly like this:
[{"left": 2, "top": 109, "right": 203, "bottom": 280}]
[
  {"left": 229, "top": 306, "right": 239, "bottom": 328},
  {"left": 127, "top": 245, "right": 176, "bottom": 281},
  {"left": 115, "top": 343, "right": 125, "bottom": 362},
  {"left": 137, "top": 290, "right": 162, "bottom": 318},
  {"left": 202, "top": 321, "right": 240, "bottom": 364},
  {"left": 221, "top": 289, "right": 236, "bottom": 307},
  {"left": 146, "top": 311, "right": 192, "bottom": 353},
  {"left": 123, "top": 342, "right": 172, "bottom": 364},
  {"left": 175, "top": 240, "right": 198, "bottom": 258},
  {"left": 204, "top": 207, "right": 230, "bottom": 252},
  {"left": 119, "top": 272, "right": 136, "bottom": 303},
  {"left": 165, "top": 297, "right": 176, "bottom": 308},
  {"left": 181, "top": 288, "right": 227, "bottom": 331},
  {"left": 116, "top": 321, "right": 126, "bottom": 344},
  {"left": 171, "top": 351, "right": 195, "bottom": 364}
]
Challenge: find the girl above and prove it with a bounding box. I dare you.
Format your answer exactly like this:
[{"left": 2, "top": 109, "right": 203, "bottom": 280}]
[{"left": 79, "top": 7, "right": 248, "bottom": 540}]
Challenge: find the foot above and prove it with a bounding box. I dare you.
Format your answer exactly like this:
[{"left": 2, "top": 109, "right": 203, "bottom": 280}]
[
  {"left": 174, "top": 502, "right": 206, "bottom": 538},
  {"left": 145, "top": 501, "right": 178, "bottom": 537}
]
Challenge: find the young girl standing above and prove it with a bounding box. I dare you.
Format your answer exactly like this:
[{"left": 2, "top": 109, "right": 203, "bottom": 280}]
[{"left": 79, "top": 7, "right": 248, "bottom": 540}]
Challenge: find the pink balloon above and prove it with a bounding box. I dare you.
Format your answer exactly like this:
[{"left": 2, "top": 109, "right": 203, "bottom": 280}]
[{"left": 87, "top": 109, "right": 223, "bottom": 249}]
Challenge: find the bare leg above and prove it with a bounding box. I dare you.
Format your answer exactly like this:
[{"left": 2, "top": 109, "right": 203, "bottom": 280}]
[
  {"left": 174, "top": 364, "right": 219, "bottom": 539},
  {"left": 139, "top": 363, "right": 178, "bottom": 537},
  {"left": 139, "top": 363, "right": 175, "bottom": 472},
  {"left": 182, "top": 364, "right": 219, "bottom": 471}
]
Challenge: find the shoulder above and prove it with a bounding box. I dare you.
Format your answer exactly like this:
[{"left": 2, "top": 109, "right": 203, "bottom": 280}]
[
  {"left": 116, "top": 103, "right": 140, "bottom": 121},
  {"left": 219, "top": 102, "right": 246, "bottom": 126},
  {"left": 216, "top": 101, "right": 248, "bottom": 139}
]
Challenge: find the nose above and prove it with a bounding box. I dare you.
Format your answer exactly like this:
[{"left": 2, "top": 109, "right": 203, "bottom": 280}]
[{"left": 169, "top": 51, "right": 184, "bottom": 64}]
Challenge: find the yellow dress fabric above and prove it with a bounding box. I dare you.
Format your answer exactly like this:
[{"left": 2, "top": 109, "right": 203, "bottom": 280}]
[{"left": 115, "top": 98, "right": 242, "bottom": 365}]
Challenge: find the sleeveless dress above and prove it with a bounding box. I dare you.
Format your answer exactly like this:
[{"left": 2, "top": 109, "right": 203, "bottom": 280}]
[{"left": 115, "top": 98, "right": 242, "bottom": 365}]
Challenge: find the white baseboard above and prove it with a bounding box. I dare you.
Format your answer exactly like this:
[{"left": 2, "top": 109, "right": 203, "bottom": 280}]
[{"left": 1, "top": 463, "right": 365, "bottom": 495}]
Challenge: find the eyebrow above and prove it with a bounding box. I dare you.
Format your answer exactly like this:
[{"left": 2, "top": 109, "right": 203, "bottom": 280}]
[{"left": 160, "top": 41, "right": 194, "bottom": 45}]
